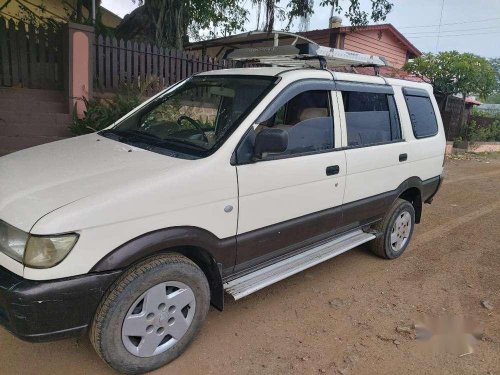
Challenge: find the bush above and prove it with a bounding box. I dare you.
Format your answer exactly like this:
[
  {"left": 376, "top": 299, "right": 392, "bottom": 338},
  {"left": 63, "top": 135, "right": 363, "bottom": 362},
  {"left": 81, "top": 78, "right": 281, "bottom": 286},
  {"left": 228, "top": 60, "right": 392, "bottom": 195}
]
[
  {"left": 462, "top": 120, "right": 500, "bottom": 142},
  {"left": 69, "top": 79, "right": 158, "bottom": 136},
  {"left": 471, "top": 108, "right": 500, "bottom": 119}
]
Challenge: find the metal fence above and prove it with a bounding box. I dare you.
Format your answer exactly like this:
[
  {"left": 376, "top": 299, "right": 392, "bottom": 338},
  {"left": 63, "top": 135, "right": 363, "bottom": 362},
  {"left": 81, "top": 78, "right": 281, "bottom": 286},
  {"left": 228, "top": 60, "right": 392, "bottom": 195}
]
[{"left": 0, "top": 17, "right": 63, "bottom": 89}]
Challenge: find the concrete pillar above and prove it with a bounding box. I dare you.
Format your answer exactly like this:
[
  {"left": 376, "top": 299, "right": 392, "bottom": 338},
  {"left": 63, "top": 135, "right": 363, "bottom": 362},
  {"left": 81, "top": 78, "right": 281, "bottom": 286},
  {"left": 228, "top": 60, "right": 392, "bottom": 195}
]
[{"left": 64, "top": 23, "right": 94, "bottom": 117}]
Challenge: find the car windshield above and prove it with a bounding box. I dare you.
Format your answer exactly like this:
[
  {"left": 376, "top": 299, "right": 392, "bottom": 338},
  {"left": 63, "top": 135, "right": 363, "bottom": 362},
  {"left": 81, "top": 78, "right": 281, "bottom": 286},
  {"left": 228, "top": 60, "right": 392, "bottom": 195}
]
[{"left": 101, "top": 75, "right": 277, "bottom": 158}]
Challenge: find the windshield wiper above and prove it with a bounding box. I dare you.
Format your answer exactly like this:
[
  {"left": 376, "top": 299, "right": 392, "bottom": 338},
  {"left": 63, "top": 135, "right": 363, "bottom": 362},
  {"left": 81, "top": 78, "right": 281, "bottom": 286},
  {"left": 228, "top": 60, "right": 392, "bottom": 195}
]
[
  {"left": 105, "top": 128, "right": 207, "bottom": 151},
  {"left": 113, "top": 129, "right": 163, "bottom": 141},
  {"left": 158, "top": 137, "right": 207, "bottom": 151}
]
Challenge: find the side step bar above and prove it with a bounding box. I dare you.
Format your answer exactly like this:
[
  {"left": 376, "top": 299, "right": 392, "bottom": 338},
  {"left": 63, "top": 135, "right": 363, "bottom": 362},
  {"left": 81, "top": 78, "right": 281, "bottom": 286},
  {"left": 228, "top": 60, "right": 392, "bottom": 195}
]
[{"left": 224, "top": 229, "right": 376, "bottom": 300}]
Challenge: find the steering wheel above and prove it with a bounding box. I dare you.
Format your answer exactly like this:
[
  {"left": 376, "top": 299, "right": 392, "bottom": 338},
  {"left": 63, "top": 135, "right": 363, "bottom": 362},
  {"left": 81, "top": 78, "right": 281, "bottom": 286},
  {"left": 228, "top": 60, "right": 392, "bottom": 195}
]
[{"left": 177, "top": 115, "right": 209, "bottom": 143}]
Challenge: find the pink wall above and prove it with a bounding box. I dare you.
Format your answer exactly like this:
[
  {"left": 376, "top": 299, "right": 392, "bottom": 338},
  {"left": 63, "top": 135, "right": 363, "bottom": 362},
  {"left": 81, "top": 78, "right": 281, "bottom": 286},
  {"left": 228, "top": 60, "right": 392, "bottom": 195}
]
[
  {"left": 72, "top": 31, "right": 90, "bottom": 117},
  {"left": 343, "top": 29, "right": 408, "bottom": 68}
]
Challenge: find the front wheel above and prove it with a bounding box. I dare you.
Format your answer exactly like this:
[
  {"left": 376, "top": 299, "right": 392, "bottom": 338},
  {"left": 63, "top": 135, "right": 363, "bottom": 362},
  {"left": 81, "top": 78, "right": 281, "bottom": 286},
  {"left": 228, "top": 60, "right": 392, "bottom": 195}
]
[
  {"left": 90, "top": 253, "right": 210, "bottom": 374},
  {"left": 369, "top": 198, "right": 415, "bottom": 259}
]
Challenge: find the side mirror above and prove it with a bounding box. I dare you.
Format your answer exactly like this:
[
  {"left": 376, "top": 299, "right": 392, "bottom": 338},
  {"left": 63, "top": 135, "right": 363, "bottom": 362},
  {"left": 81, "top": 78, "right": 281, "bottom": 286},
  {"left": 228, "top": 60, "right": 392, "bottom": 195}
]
[{"left": 253, "top": 128, "right": 288, "bottom": 159}]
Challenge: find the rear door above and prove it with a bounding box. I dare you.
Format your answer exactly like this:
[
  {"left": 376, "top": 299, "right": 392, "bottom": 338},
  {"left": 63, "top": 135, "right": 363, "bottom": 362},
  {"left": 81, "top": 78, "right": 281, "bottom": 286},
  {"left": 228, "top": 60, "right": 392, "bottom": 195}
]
[
  {"left": 233, "top": 80, "right": 346, "bottom": 271},
  {"left": 337, "top": 82, "right": 408, "bottom": 229},
  {"left": 402, "top": 87, "right": 446, "bottom": 183}
]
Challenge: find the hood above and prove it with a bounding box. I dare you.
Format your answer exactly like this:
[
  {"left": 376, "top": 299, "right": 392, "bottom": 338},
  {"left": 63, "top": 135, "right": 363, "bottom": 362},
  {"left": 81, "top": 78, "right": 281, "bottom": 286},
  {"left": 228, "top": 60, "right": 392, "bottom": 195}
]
[{"left": 0, "top": 134, "right": 187, "bottom": 232}]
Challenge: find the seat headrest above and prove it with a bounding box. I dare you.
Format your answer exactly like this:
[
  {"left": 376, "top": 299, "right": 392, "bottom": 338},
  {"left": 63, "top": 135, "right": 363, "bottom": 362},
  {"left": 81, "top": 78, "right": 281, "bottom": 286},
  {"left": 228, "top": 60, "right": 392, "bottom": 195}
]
[{"left": 298, "top": 108, "right": 328, "bottom": 122}]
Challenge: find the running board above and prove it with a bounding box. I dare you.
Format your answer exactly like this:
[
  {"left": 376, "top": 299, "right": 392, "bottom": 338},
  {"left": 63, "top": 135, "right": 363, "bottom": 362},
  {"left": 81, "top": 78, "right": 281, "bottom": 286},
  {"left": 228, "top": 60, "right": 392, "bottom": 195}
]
[{"left": 224, "top": 230, "right": 375, "bottom": 300}]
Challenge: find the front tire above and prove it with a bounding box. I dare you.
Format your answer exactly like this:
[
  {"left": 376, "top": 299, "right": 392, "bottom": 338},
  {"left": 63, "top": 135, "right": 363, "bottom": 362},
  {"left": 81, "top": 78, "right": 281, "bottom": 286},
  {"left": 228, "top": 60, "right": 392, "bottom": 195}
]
[
  {"left": 369, "top": 198, "right": 415, "bottom": 259},
  {"left": 90, "top": 253, "right": 210, "bottom": 374}
]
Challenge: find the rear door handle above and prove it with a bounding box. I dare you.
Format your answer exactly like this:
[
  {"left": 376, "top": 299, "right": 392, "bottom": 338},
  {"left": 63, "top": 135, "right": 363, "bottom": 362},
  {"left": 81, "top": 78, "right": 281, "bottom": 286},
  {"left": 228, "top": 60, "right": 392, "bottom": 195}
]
[
  {"left": 326, "top": 165, "right": 340, "bottom": 176},
  {"left": 399, "top": 153, "right": 408, "bottom": 162}
]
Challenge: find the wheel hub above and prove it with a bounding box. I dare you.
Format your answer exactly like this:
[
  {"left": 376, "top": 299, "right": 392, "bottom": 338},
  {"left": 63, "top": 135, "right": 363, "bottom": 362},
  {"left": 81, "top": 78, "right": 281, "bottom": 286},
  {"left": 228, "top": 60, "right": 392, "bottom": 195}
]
[
  {"left": 390, "top": 210, "right": 412, "bottom": 252},
  {"left": 121, "top": 281, "right": 196, "bottom": 357}
]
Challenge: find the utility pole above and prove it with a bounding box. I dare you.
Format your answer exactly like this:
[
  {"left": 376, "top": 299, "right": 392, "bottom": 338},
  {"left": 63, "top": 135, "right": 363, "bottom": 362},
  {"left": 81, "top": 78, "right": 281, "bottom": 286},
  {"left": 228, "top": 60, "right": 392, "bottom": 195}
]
[{"left": 435, "top": 0, "right": 445, "bottom": 52}]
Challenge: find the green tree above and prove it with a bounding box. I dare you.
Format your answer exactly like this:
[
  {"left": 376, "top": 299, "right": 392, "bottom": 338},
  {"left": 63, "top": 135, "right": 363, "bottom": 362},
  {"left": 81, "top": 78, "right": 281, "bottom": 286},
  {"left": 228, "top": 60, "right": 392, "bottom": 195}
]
[
  {"left": 117, "top": 0, "right": 393, "bottom": 50},
  {"left": 483, "top": 58, "right": 500, "bottom": 104},
  {"left": 404, "top": 51, "right": 497, "bottom": 109}
]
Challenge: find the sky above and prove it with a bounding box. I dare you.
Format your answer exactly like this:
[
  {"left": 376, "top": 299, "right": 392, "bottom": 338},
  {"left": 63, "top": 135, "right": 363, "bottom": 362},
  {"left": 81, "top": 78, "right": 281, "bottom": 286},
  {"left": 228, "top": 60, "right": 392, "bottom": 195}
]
[{"left": 101, "top": 0, "right": 500, "bottom": 58}]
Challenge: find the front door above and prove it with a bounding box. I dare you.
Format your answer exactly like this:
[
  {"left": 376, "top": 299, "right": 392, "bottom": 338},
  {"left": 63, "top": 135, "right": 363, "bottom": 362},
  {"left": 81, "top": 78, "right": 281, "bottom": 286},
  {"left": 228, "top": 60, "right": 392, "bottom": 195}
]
[{"left": 234, "top": 86, "right": 346, "bottom": 272}]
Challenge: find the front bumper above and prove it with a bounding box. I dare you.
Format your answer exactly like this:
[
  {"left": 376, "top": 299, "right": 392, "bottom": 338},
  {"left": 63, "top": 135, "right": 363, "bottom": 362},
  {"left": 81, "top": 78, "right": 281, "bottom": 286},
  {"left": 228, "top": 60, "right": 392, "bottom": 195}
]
[{"left": 0, "top": 266, "right": 121, "bottom": 342}]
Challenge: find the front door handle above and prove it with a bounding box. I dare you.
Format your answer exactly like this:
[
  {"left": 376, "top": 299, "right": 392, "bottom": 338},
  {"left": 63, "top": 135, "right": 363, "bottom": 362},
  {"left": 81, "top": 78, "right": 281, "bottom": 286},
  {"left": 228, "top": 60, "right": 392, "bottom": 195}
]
[
  {"left": 399, "top": 153, "right": 408, "bottom": 162},
  {"left": 326, "top": 165, "right": 340, "bottom": 176}
]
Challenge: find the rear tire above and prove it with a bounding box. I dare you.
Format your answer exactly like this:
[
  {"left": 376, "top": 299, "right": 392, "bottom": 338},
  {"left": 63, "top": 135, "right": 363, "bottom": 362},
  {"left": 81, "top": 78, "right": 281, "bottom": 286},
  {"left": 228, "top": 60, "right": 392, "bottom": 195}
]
[
  {"left": 90, "top": 253, "right": 210, "bottom": 374},
  {"left": 369, "top": 198, "right": 415, "bottom": 259}
]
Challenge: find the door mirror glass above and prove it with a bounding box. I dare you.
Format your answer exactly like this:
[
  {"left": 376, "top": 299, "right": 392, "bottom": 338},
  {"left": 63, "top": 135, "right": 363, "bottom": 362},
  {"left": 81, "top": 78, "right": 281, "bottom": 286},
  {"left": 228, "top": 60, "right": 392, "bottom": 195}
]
[{"left": 253, "top": 128, "right": 288, "bottom": 159}]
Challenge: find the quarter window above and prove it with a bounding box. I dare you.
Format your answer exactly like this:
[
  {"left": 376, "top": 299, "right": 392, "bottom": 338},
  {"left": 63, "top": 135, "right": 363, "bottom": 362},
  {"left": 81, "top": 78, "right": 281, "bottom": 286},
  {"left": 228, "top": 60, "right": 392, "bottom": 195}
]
[
  {"left": 404, "top": 95, "right": 438, "bottom": 138},
  {"left": 342, "top": 91, "right": 402, "bottom": 147},
  {"left": 257, "top": 90, "right": 333, "bottom": 156}
]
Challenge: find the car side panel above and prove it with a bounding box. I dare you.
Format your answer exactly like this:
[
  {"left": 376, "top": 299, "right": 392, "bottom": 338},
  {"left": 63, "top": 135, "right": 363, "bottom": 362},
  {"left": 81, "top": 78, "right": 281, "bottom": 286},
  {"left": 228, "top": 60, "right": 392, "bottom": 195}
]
[
  {"left": 24, "top": 154, "right": 239, "bottom": 280},
  {"left": 342, "top": 141, "right": 410, "bottom": 203},
  {"left": 392, "top": 84, "right": 445, "bottom": 181},
  {"left": 235, "top": 150, "right": 346, "bottom": 268},
  {"left": 336, "top": 89, "right": 411, "bottom": 205},
  {"left": 337, "top": 85, "right": 445, "bottom": 228}
]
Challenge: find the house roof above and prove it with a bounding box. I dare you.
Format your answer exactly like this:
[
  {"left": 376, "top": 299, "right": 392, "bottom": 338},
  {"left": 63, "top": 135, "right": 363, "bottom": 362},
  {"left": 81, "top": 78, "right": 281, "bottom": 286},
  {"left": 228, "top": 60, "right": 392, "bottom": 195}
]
[
  {"left": 465, "top": 97, "right": 482, "bottom": 106},
  {"left": 300, "top": 23, "right": 421, "bottom": 57}
]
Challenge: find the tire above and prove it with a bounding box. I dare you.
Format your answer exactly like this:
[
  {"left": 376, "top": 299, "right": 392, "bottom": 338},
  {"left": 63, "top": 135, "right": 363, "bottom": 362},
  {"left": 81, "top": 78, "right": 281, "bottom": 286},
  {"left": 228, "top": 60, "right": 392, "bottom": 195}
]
[
  {"left": 369, "top": 198, "right": 415, "bottom": 259},
  {"left": 90, "top": 253, "right": 210, "bottom": 374}
]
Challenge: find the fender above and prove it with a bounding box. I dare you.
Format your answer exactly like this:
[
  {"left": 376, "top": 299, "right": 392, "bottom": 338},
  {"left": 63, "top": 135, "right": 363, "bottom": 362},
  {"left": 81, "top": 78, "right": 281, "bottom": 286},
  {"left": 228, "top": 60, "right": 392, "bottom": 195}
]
[
  {"left": 90, "top": 226, "right": 236, "bottom": 311},
  {"left": 400, "top": 175, "right": 440, "bottom": 202},
  {"left": 393, "top": 175, "right": 441, "bottom": 223}
]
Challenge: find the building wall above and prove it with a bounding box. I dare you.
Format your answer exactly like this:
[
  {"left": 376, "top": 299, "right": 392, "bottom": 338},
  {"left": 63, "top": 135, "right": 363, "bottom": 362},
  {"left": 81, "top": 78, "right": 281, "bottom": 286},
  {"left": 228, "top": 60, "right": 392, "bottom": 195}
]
[
  {"left": 0, "top": 0, "right": 120, "bottom": 27},
  {"left": 343, "top": 29, "right": 409, "bottom": 68},
  {"left": 300, "top": 27, "right": 413, "bottom": 69},
  {"left": 298, "top": 29, "right": 331, "bottom": 46}
]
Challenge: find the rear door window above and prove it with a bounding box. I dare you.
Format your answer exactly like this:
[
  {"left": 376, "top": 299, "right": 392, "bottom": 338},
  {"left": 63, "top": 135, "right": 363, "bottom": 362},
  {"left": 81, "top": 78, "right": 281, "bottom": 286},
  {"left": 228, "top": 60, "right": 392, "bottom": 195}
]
[
  {"left": 342, "top": 91, "right": 402, "bottom": 147},
  {"left": 404, "top": 95, "right": 438, "bottom": 138}
]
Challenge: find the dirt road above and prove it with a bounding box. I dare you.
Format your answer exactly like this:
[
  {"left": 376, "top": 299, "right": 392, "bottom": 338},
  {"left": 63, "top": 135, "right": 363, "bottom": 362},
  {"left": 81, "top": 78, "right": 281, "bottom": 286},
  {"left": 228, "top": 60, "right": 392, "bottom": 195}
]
[{"left": 1, "top": 155, "right": 499, "bottom": 375}]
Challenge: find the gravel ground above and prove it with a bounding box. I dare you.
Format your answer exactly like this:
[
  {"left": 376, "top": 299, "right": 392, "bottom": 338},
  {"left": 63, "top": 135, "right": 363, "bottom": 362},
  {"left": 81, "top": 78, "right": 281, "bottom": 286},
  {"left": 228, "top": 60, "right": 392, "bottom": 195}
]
[{"left": 1, "top": 155, "right": 499, "bottom": 375}]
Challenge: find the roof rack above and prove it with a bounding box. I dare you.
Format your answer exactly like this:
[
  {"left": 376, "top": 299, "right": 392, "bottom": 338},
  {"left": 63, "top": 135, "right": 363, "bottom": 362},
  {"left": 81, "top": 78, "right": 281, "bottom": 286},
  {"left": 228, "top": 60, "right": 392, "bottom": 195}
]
[{"left": 198, "top": 31, "right": 388, "bottom": 69}]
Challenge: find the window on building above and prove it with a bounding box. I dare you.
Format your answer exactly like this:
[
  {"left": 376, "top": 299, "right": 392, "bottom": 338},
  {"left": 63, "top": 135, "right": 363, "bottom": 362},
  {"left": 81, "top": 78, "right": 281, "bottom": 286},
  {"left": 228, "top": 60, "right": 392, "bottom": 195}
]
[{"left": 342, "top": 91, "right": 402, "bottom": 147}]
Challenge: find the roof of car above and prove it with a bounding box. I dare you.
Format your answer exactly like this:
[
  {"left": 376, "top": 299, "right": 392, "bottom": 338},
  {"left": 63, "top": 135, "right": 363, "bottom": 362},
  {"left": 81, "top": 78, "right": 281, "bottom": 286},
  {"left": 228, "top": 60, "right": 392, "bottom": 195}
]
[{"left": 196, "top": 67, "right": 433, "bottom": 91}]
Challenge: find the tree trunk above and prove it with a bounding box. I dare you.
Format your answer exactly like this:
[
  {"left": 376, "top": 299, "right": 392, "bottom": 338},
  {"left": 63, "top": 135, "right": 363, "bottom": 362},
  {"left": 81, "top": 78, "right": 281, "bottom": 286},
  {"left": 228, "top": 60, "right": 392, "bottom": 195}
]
[
  {"left": 264, "top": 0, "right": 275, "bottom": 32},
  {"left": 146, "top": 0, "right": 185, "bottom": 49},
  {"left": 460, "top": 92, "right": 468, "bottom": 140},
  {"left": 438, "top": 94, "right": 448, "bottom": 113}
]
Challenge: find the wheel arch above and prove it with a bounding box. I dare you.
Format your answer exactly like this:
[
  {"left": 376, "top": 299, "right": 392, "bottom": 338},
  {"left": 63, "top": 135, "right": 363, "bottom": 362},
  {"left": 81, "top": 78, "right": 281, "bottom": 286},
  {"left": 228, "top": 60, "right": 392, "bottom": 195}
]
[
  {"left": 397, "top": 178, "right": 423, "bottom": 223},
  {"left": 171, "top": 245, "right": 225, "bottom": 311},
  {"left": 398, "top": 187, "right": 422, "bottom": 223},
  {"left": 90, "top": 226, "right": 237, "bottom": 311}
]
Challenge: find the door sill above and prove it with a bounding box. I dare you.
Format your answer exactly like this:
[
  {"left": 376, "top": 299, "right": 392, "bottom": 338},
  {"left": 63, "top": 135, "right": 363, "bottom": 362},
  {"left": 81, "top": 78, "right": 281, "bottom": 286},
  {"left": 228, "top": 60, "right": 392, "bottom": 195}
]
[{"left": 224, "top": 229, "right": 375, "bottom": 300}]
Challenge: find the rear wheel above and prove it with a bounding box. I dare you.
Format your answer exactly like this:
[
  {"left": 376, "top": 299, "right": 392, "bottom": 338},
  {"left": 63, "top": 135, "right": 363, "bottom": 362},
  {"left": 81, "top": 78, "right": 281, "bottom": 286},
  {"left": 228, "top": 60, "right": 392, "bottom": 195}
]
[
  {"left": 369, "top": 198, "right": 415, "bottom": 259},
  {"left": 90, "top": 253, "right": 210, "bottom": 374}
]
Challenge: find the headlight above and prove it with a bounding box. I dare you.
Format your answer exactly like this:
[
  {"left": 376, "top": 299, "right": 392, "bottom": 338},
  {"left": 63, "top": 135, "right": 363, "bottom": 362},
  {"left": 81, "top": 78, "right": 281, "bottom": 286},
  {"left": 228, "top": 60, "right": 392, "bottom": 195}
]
[
  {"left": 24, "top": 234, "right": 79, "bottom": 268},
  {"left": 0, "top": 220, "right": 78, "bottom": 268},
  {"left": 0, "top": 220, "right": 29, "bottom": 262}
]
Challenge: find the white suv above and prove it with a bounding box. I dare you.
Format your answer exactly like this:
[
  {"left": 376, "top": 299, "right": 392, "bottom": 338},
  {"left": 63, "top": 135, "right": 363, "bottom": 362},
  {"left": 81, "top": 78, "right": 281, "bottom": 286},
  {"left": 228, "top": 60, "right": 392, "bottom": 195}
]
[{"left": 0, "top": 67, "right": 445, "bottom": 374}]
